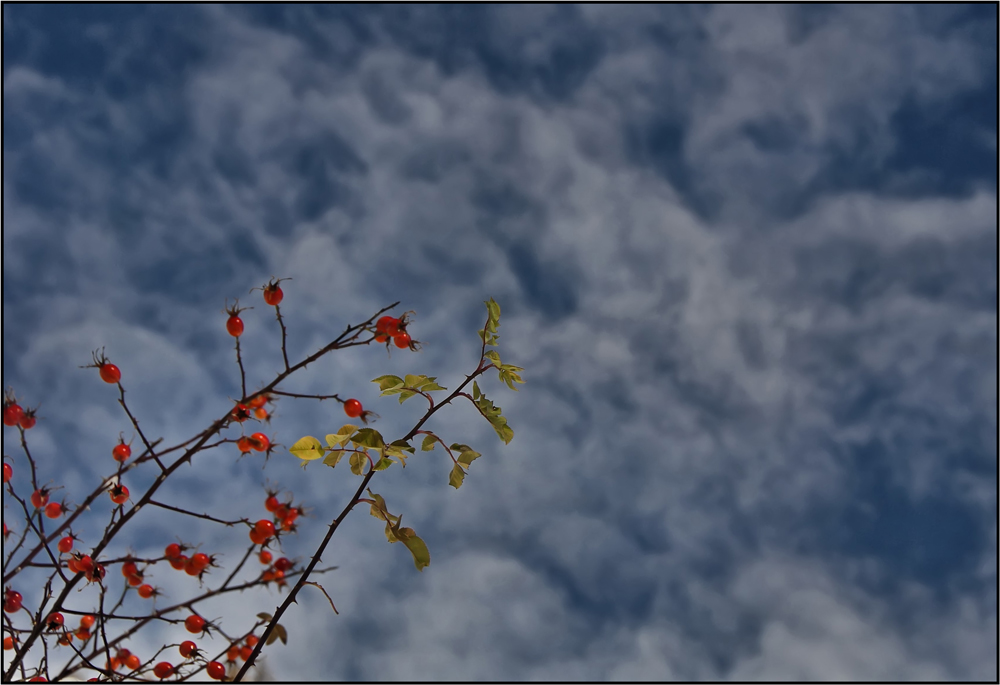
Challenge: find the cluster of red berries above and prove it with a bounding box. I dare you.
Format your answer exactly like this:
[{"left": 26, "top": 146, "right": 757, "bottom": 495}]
[
  {"left": 231, "top": 391, "right": 275, "bottom": 427},
  {"left": 3, "top": 396, "right": 36, "bottom": 430},
  {"left": 66, "top": 553, "right": 106, "bottom": 583},
  {"left": 107, "top": 647, "right": 142, "bottom": 673},
  {"left": 225, "top": 633, "right": 260, "bottom": 665},
  {"left": 374, "top": 315, "right": 417, "bottom": 350},
  {"left": 162, "top": 543, "right": 214, "bottom": 580},
  {"left": 263, "top": 492, "right": 303, "bottom": 534}
]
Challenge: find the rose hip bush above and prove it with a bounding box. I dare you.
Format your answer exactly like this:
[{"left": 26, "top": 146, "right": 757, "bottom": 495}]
[{"left": 2, "top": 282, "right": 523, "bottom": 682}]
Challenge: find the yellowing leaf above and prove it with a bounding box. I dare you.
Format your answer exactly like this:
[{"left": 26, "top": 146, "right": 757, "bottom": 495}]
[
  {"left": 349, "top": 451, "right": 367, "bottom": 476},
  {"left": 290, "top": 436, "right": 324, "bottom": 461},
  {"left": 449, "top": 463, "right": 466, "bottom": 489},
  {"left": 326, "top": 425, "right": 358, "bottom": 448},
  {"left": 421, "top": 435, "right": 437, "bottom": 451},
  {"left": 323, "top": 450, "right": 346, "bottom": 468},
  {"left": 351, "top": 428, "right": 385, "bottom": 449}
]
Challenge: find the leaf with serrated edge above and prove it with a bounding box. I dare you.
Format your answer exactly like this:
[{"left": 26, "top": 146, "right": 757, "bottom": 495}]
[
  {"left": 398, "top": 390, "right": 416, "bottom": 404},
  {"left": 290, "top": 436, "right": 324, "bottom": 461},
  {"left": 457, "top": 450, "right": 482, "bottom": 468},
  {"left": 372, "top": 375, "right": 404, "bottom": 391},
  {"left": 374, "top": 457, "right": 393, "bottom": 471},
  {"left": 421, "top": 435, "right": 437, "bottom": 451},
  {"left": 349, "top": 452, "right": 367, "bottom": 476},
  {"left": 484, "top": 349, "right": 501, "bottom": 366},
  {"left": 326, "top": 425, "right": 358, "bottom": 448},
  {"left": 473, "top": 381, "right": 481, "bottom": 400},
  {"left": 351, "top": 428, "right": 385, "bottom": 449},
  {"left": 449, "top": 463, "right": 466, "bottom": 489},
  {"left": 389, "top": 439, "right": 415, "bottom": 453},
  {"left": 323, "top": 450, "right": 346, "bottom": 468}
]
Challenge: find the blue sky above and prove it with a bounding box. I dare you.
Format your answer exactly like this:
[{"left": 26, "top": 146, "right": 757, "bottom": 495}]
[{"left": 2, "top": 4, "right": 996, "bottom": 681}]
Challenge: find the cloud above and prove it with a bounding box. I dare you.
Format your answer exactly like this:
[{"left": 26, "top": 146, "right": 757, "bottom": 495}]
[{"left": 2, "top": 4, "right": 995, "bottom": 681}]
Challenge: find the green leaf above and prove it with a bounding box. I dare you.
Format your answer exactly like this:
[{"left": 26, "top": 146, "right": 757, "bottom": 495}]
[
  {"left": 326, "top": 425, "right": 358, "bottom": 448},
  {"left": 366, "top": 491, "right": 394, "bottom": 523},
  {"left": 484, "top": 349, "right": 501, "bottom": 367},
  {"left": 472, "top": 381, "right": 481, "bottom": 400},
  {"left": 372, "top": 375, "right": 404, "bottom": 392},
  {"left": 351, "top": 428, "right": 385, "bottom": 450},
  {"left": 323, "top": 449, "right": 347, "bottom": 468},
  {"left": 453, "top": 444, "right": 482, "bottom": 468},
  {"left": 386, "top": 516, "right": 430, "bottom": 571},
  {"left": 473, "top": 392, "right": 515, "bottom": 444},
  {"left": 449, "top": 463, "right": 466, "bottom": 489},
  {"left": 290, "top": 436, "right": 325, "bottom": 461},
  {"left": 398, "top": 390, "right": 417, "bottom": 404},
  {"left": 486, "top": 298, "right": 501, "bottom": 326},
  {"left": 349, "top": 451, "right": 367, "bottom": 476},
  {"left": 421, "top": 435, "right": 437, "bottom": 451},
  {"left": 374, "top": 456, "right": 393, "bottom": 471},
  {"left": 388, "top": 439, "right": 415, "bottom": 454}
]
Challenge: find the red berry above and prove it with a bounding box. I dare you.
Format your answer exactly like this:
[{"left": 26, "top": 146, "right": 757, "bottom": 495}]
[
  {"left": 184, "top": 560, "right": 201, "bottom": 577},
  {"left": 226, "top": 646, "right": 239, "bottom": 662},
  {"left": 30, "top": 488, "right": 49, "bottom": 509},
  {"left": 164, "top": 543, "right": 182, "bottom": 559},
  {"left": 263, "top": 285, "right": 283, "bottom": 306},
  {"left": 170, "top": 555, "right": 188, "bottom": 570},
  {"left": 231, "top": 404, "right": 250, "bottom": 423},
  {"left": 248, "top": 529, "right": 266, "bottom": 545},
  {"left": 45, "top": 502, "right": 64, "bottom": 519},
  {"left": 4, "top": 589, "right": 23, "bottom": 613},
  {"left": 248, "top": 394, "right": 268, "bottom": 409},
  {"left": 80, "top": 614, "right": 96, "bottom": 629},
  {"left": 124, "top": 654, "right": 140, "bottom": 671},
  {"left": 137, "top": 584, "right": 155, "bottom": 599},
  {"left": 226, "top": 315, "right": 244, "bottom": 337},
  {"left": 239, "top": 645, "right": 253, "bottom": 661},
  {"left": 112, "top": 442, "right": 131, "bottom": 462},
  {"left": 75, "top": 628, "right": 91, "bottom": 641},
  {"left": 237, "top": 436, "right": 254, "bottom": 453},
  {"left": 253, "top": 519, "right": 275, "bottom": 540},
  {"left": 127, "top": 573, "right": 144, "bottom": 587},
  {"left": 254, "top": 407, "right": 268, "bottom": 420},
  {"left": 184, "top": 614, "right": 206, "bottom": 634},
  {"left": 45, "top": 612, "right": 64, "bottom": 631},
  {"left": 99, "top": 363, "right": 121, "bottom": 384},
  {"left": 376, "top": 316, "right": 400, "bottom": 336},
  {"left": 153, "top": 661, "right": 174, "bottom": 679},
  {"left": 250, "top": 433, "right": 270, "bottom": 451},
  {"left": 394, "top": 332, "right": 412, "bottom": 349},
  {"left": 179, "top": 640, "right": 197, "bottom": 658},
  {"left": 245, "top": 635, "right": 259, "bottom": 648},
  {"left": 274, "top": 557, "right": 292, "bottom": 573},
  {"left": 190, "top": 552, "right": 210, "bottom": 570},
  {"left": 109, "top": 484, "right": 129, "bottom": 505},
  {"left": 3, "top": 462, "right": 11, "bottom": 483},
  {"left": 3, "top": 403, "right": 24, "bottom": 426},
  {"left": 18, "top": 412, "right": 36, "bottom": 430},
  {"left": 264, "top": 496, "right": 279, "bottom": 513},
  {"left": 343, "top": 399, "right": 363, "bottom": 418},
  {"left": 58, "top": 536, "right": 74, "bottom": 554},
  {"left": 207, "top": 660, "right": 226, "bottom": 680},
  {"left": 121, "top": 560, "right": 138, "bottom": 577},
  {"left": 258, "top": 550, "right": 272, "bottom": 565},
  {"left": 4, "top": 636, "right": 15, "bottom": 650}
]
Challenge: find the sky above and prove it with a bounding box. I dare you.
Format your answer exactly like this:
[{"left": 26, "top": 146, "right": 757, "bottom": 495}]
[{"left": 2, "top": 4, "right": 996, "bottom": 682}]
